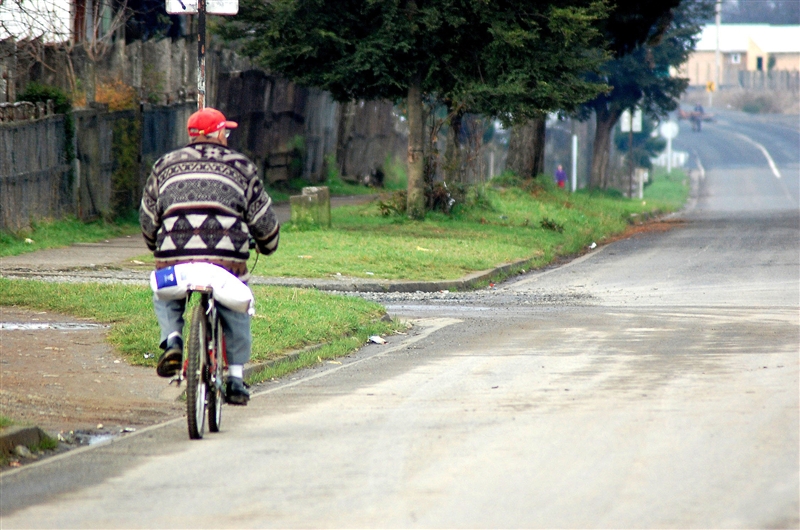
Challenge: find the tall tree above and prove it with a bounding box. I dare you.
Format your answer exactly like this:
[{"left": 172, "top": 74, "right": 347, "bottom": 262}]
[
  {"left": 222, "top": 0, "right": 612, "bottom": 214},
  {"left": 580, "top": 0, "right": 713, "bottom": 188},
  {"left": 447, "top": 1, "right": 610, "bottom": 180},
  {"left": 221, "top": 0, "right": 478, "bottom": 218}
]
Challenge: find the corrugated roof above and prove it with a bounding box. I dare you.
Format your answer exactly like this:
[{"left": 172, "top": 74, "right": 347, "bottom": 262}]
[{"left": 695, "top": 24, "right": 800, "bottom": 53}]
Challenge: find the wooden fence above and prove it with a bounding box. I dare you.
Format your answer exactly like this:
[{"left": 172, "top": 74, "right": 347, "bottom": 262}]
[
  {"left": 0, "top": 102, "right": 195, "bottom": 232},
  {"left": 0, "top": 115, "right": 71, "bottom": 232},
  {"left": 739, "top": 70, "right": 800, "bottom": 92},
  {"left": 1, "top": 92, "right": 404, "bottom": 233}
]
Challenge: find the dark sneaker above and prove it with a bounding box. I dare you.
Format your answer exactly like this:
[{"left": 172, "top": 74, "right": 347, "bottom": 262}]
[
  {"left": 225, "top": 377, "right": 250, "bottom": 406},
  {"left": 156, "top": 337, "right": 183, "bottom": 378}
]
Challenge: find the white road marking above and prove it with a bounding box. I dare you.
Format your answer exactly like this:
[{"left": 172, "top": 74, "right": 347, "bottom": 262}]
[
  {"left": 734, "top": 132, "right": 782, "bottom": 178},
  {"left": 694, "top": 151, "right": 706, "bottom": 180}
]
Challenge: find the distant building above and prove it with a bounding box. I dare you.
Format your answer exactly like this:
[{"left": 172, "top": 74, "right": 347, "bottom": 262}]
[{"left": 678, "top": 24, "right": 800, "bottom": 87}]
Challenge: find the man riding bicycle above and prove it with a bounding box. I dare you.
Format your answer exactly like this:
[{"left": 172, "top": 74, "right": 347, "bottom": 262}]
[{"left": 140, "top": 107, "right": 280, "bottom": 405}]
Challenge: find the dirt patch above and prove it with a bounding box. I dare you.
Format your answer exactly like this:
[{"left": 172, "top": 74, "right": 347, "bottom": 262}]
[
  {"left": 610, "top": 218, "right": 687, "bottom": 242},
  {"left": 0, "top": 307, "right": 182, "bottom": 438}
]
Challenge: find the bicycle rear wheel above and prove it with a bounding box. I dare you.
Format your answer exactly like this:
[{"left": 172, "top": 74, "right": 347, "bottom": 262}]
[
  {"left": 207, "top": 315, "right": 224, "bottom": 433},
  {"left": 186, "top": 302, "right": 208, "bottom": 439}
]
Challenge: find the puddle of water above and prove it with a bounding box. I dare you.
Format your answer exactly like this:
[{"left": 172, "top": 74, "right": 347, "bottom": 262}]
[
  {"left": 0, "top": 322, "right": 108, "bottom": 331},
  {"left": 87, "top": 433, "right": 117, "bottom": 445}
]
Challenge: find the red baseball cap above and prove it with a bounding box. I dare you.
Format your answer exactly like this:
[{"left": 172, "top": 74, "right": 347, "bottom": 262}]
[{"left": 187, "top": 107, "right": 238, "bottom": 137}]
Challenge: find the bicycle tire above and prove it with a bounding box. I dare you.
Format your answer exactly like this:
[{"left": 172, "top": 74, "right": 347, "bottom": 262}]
[
  {"left": 186, "top": 302, "right": 208, "bottom": 440},
  {"left": 207, "top": 315, "right": 224, "bottom": 433}
]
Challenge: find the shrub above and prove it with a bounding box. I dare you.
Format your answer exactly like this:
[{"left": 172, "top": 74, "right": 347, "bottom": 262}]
[
  {"left": 96, "top": 79, "right": 138, "bottom": 111},
  {"left": 17, "top": 82, "right": 71, "bottom": 114}
]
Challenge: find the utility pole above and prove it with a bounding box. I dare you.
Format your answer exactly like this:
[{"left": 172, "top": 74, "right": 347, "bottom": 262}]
[
  {"left": 713, "top": 0, "right": 721, "bottom": 108},
  {"left": 197, "top": 0, "right": 206, "bottom": 109},
  {"left": 167, "top": 0, "right": 239, "bottom": 110},
  {"left": 571, "top": 134, "right": 578, "bottom": 193}
]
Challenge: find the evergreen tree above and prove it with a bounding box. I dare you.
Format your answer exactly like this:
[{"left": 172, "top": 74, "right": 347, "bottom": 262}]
[
  {"left": 221, "top": 0, "right": 611, "bottom": 213},
  {"left": 579, "top": 0, "right": 714, "bottom": 188},
  {"left": 221, "top": 0, "right": 477, "bottom": 218},
  {"left": 450, "top": 1, "right": 610, "bottom": 181}
]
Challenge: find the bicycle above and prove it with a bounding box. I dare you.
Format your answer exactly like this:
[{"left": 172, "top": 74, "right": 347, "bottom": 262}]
[{"left": 179, "top": 285, "right": 227, "bottom": 439}]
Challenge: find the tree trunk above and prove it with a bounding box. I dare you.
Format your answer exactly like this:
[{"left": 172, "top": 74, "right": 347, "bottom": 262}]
[
  {"left": 443, "top": 108, "right": 463, "bottom": 184},
  {"left": 406, "top": 79, "right": 425, "bottom": 219},
  {"left": 590, "top": 107, "right": 622, "bottom": 188},
  {"left": 531, "top": 115, "right": 546, "bottom": 177},
  {"left": 85, "top": 59, "right": 97, "bottom": 104},
  {"left": 335, "top": 100, "right": 354, "bottom": 178},
  {"left": 506, "top": 114, "right": 545, "bottom": 179},
  {"left": 506, "top": 121, "right": 535, "bottom": 179}
]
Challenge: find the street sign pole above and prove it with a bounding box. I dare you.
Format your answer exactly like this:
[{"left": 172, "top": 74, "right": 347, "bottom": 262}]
[
  {"left": 628, "top": 118, "right": 634, "bottom": 197},
  {"left": 168, "top": 0, "right": 239, "bottom": 110},
  {"left": 197, "top": 0, "right": 206, "bottom": 110},
  {"left": 659, "top": 121, "right": 679, "bottom": 174},
  {"left": 571, "top": 134, "right": 578, "bottom": 192}
]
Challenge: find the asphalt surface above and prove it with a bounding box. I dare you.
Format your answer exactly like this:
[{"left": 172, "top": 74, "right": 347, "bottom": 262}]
[{"left": 1, "top": 109, "right": 798, "bottom": 528}]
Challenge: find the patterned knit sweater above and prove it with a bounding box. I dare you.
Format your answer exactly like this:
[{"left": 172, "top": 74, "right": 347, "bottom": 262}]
[{"left": 139, "top": 141, "right": 280, "bottom": 281}]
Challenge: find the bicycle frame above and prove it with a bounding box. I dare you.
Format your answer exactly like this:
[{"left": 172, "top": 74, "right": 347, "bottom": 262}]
[
  {"left": 183, "top": 285, "right": 228, "bottom": 439},
  {"left": 176, "top": 287, "right": 227, "bottom": 376}
]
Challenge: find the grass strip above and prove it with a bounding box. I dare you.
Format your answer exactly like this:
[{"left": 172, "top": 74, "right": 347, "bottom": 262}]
[
  {"left": 0, "top": 279, "right": 403, "bottom": 376},
  {"left": 1, "top": 215, "right": 140, "bottom": 258},
  {"left": 251, "top": 169, "right": 689, "bottom": 281}
]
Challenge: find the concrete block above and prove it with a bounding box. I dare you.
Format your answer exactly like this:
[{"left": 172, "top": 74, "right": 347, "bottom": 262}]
[
  {"left": 0, "top": 426, "right": 48, "bottom": 456},
  {"left": 290, "top": 186, "right": 331, "bottom": 228}
]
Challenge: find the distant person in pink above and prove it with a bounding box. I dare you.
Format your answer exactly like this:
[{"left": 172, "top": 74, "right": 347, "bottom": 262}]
[{"left": 555, "top": 165, "right": 567, "bottom": 189}]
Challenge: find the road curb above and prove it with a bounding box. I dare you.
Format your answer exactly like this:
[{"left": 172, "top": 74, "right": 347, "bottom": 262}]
[
  {"left": 0, "top": 259, "right": 534, "bottom": 293},
  {"left": 249, "top": 258, "right": 534, "bottom": 292},
  {"left": 0, "top": 426, "right": 51, "bottom": 458}
]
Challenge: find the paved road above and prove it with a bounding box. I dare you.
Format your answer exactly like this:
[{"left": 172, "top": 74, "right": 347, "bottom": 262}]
[{"left": 1, "top": 111, "right": 798, "bottom": 528}]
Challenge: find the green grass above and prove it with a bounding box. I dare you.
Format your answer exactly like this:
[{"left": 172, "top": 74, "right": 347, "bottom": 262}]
[
  {"left": 0, "top": 279, "right": 403, "bottom": 375},
  {"left": 250, "top": 169, "right": 688, "bottom": 281},
  {"left": 0, "top": 416, "right": 13, "bottom": 429},
  {"left": 644, "top": 167, "right": 690, "bottom": 206},
  {"left": 129, "top": 169, "right": 688, "bottom": 281},
  {"left": 33, "top": 434, "right": 59, "bottom": 452},
  {"left": 1, "top": 215, "right": 140, "bottom": 258}
]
